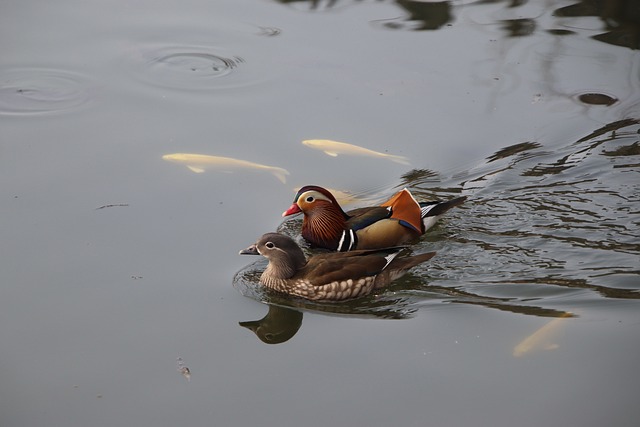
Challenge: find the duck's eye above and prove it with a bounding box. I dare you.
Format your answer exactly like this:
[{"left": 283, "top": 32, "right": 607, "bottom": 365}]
[
  {"left": 305, "top": 196, "right": 314, "bottom": 203},
  {"left": 265, "top": 242, "right": 275, "bottom": 249}
]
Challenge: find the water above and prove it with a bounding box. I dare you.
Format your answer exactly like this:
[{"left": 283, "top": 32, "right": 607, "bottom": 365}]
[{"left": 1, "top": 1, "right": 639, "bottom": 426}]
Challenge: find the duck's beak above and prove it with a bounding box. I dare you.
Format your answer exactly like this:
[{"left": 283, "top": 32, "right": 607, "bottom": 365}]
[
  {"left": 239, "top": 244, "right": 259, "bottom": 255},
  {"left": 282, "top": 203, "right": 302, "bottom": 217}
]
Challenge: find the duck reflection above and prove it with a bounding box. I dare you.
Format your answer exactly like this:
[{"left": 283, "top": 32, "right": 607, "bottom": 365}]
[{"left": 240, "top": 305, "right": 304, "bottom": 344}]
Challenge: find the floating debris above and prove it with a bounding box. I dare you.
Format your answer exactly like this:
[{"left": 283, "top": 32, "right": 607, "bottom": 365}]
[
  {"left": 177, "top": 357, "right": 191, "bottom": 381},
  {"left": 95, "top": 203, "right": 129, "bottom": 210},
  {"left": 577, "top": 92, "right": 618, "bottom": 106}
]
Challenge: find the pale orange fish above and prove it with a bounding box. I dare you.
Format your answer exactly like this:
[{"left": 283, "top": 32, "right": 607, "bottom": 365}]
[
  {"left": 302, "top": 139, "right": 410, "bottom": 165},
  {"left": 163, "top": 153, "right": 290, "bottom": 183},
  {"left": 513, "top": 314, "right": 572, "bottom": 357}
]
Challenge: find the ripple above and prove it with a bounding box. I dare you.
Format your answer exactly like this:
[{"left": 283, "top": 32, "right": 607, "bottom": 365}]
[
  {"left": 129, "top": 45, "right": 250, "bottom": 91},
  {"left": 0, "top": 68, "right": 93, "bottom": 116}
]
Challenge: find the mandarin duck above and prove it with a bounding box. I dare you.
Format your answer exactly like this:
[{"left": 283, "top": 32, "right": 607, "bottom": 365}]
[
  {"left": 282, "top": 185, "right": 466, "bottom": 251},
  {"left": 239, "top": 232, "right": 436, "bottom": 301}
]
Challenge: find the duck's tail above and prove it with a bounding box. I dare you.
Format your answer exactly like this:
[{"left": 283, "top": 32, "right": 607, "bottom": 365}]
[{"left": 420, "top": 196, "right": 467, "bottom": 231}]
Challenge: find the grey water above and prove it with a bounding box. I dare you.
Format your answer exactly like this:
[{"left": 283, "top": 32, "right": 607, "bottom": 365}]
[{"left": 1, "top": 1, "right": 639, "bottom": 426}]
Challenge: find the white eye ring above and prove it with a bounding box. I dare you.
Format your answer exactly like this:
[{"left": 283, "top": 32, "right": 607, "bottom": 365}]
[
  {"left": 305, "top": 196, "right": 314, "bottom": 203},
  {"left": 265, "top": 242, "right": 275, "bottom": 249}
]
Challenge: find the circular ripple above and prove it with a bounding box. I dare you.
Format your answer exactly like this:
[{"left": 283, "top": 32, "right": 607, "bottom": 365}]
[
  {"left": 131, "top": 45, "right": 248, "bottom": 91},
  {"left": 0, "top": 68, "right": 93, "bottom": 116}
]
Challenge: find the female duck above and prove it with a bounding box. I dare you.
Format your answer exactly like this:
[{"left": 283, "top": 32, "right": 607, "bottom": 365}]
[{"left": 239, "top": 232, "right": 436, "bottom": 301}]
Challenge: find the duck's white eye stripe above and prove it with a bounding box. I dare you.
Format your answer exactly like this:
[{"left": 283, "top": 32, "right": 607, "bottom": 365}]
[{"left": 265, "top": 242, "right": 275, "bottom": 249}]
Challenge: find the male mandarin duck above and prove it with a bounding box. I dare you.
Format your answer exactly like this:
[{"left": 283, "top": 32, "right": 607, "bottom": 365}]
[
  {"left": 239, "top": 233, "right": 436, "bottom": 301},
  {"left": 282, "top": 185, "right": 466, "bottom": 251}
]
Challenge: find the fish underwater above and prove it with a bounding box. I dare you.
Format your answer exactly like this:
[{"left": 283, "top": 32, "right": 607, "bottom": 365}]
[
  {"left": 162, "top": 153, "right": 290, "bottom": 183},
  {"left": 302, "top": 139, "right": 410, "bottom": 165},
  {"left": 512, "top": 314, "right": 571, "bottom": 357}
]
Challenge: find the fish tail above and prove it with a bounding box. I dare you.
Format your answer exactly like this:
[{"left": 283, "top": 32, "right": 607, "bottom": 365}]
[
  {"left": 385, "top": 153, "right": 411, "bottom": 165},
  {"left": 269, "top": 167, "right": 290, "bottom": 184}
]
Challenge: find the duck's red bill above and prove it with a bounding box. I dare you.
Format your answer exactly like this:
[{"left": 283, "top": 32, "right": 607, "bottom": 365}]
[{"left": 282, "top": 203, "right": 302, "bottom": 217}]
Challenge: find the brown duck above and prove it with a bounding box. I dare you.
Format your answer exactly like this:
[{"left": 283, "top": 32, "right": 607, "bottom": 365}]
[
  {"left": 282, "top": 185, "right": 466, "bottom": 251},
  {"left": 239, "top": 232, "right": 436, "bottom": 301}
]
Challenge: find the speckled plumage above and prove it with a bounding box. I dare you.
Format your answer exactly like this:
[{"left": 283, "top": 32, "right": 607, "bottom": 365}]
[
  {"left": 239, "top": 232, "right": 436, "bottom": 301},
  {"left": 282, "top": 185, "right": 466, "bottom": 251}
]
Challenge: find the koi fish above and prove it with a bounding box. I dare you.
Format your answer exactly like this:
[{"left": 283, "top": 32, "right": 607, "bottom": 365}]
[
  {"left": 162, "top": 153, "right": 290, "bottom": 183},
  {"left": 302, "top": 139, "right": 410, "bottom": 165},
  {"left": 513, "top": 314, "right": 571, "bottom": 357}
]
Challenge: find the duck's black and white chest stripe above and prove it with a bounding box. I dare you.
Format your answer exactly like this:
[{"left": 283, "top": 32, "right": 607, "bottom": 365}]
[{"left": 336, "top": 229, "right": 358, "bottom": 252}]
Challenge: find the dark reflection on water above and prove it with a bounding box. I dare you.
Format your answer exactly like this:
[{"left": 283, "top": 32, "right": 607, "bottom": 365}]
[
  {"left": 277, "top": 0, "right": 454, "bottom": 30},
  {"left": 523, "top": 119, "right": 639, "bottom": 176},
  {"left": 378, "top": 1, "right": 452, "bottom": 31},
  {"left": 486, "top": 142, "right": 542, "bottom": 163},
  {"left": 240, "top": 305, "right": 303, "bottom": 344},
  {"left": 275, "top": 0, "right": 341, "bottom": 11},
  {"left": 398, "top": 168, "right": 439, "bottom": 187},
  {"left": 555, "top": 0, "right": 640, "bottom": 49},
  {"left": 602, "top": 141, "right": 640, "bottom": 157},
  {"left": 547, "top": 28, "right": 576, "bottom": 36},
  {"left": 500, "top": 18, "right": 536, "bottom": 37},
  {"left": 577, "top": 118, "right": 639, "bottom": 142},
  {"left": 273, "top": 0, "right": 640, "bottom": 50}
]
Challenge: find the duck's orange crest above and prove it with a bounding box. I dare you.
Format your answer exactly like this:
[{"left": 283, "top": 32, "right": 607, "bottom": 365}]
[{"left": 380, "top": 189, "right": 422, "bottom": 232}]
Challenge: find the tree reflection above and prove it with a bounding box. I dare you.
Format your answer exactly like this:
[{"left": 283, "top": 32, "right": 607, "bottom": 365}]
[
  {"left": 555, "top": 0, "right": 640, "bottom": 49},
  {"left": 384, "top": 1, "right": 452, "bottom": 31},
  {"left": 500, "top": 18, "right": 536, "bottom": 37},
  {"left": 269, "top": 0, "right": 639, "bottom": 49}
]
